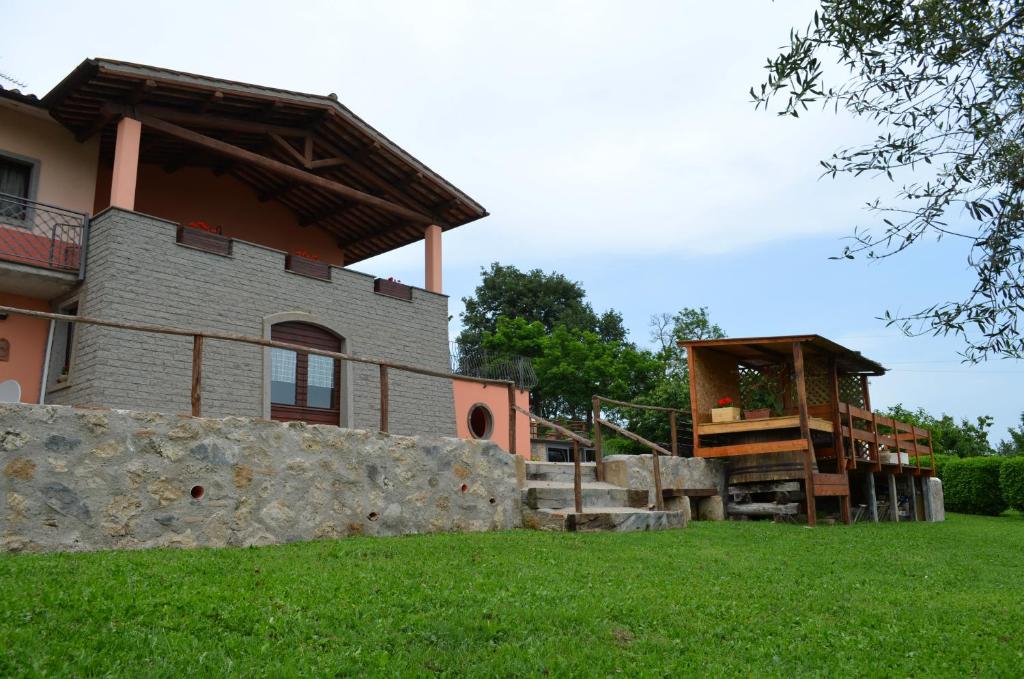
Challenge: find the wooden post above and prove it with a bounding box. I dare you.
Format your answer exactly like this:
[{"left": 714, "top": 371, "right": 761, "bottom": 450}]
[
  {"left": 507, "top": 383, "right": 517, "bottom": 455},
  {"left": 573, "top": 439, "right": 583, "bottom": 513},
  {"left": 379, "top": 365, "right": 389, "bottom": 433},
  {"left": 792, "top": 342, "right": 817, "bottom": 526},
  {"left": 669, "top": 411, "right": 679, "bottom": 457},
  {"left": 866, "top": 472, "right": 879, "bottom": 523},
  {"left": 190, "top": 335, "right": 203, "bottom": 417},
  {"left": 908, "top": 472, "right": 919, "bottom": 521},
  {"left": 686, "top": 348, "right": 700, "bottom": 456},
  {"left": 888, "top": 473, "right": 900, "bottom": 522},
  {"left": 592, "top": 396, "right": 604, "bottom": 482},
  {"left": 828, "top": 359, "right": 845, "bottom": 468},
  {"left": 652, "top": 451, "right": 665, "bottom": 511}
]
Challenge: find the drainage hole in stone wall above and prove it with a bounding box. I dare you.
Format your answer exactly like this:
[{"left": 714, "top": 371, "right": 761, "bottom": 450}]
[
  {"left": 367, "top": 512, "right": 379, "bottom": 521},
  {"left": 489, "top": 498, "right": 496, "bottom": 504},
  {"left": 190, "top": 485, "right": 205, "bottom": 500},
  {"left": 460, "top": 483, "right": 468, "bottom": 493}
]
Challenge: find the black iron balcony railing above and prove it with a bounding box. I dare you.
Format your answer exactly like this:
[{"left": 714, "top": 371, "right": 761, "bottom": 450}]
[{"left": 0, "top": 192, "right": 89, "bottom": 276}]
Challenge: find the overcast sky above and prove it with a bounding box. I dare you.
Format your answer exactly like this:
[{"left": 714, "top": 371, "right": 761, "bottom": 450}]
[{"left": 5, "top": 0, "right": 1022, "bottom": 442}]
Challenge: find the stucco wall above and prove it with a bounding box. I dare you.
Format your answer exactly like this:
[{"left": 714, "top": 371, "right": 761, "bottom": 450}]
[
  {"left": 0, "top": 103, "right": 99, "bottom": 215},
  {"left": 0, "top": 293, "right": 49, "bottom": 404},
  {"left": 48, "top": 208, "right": 456, "bottom": 437},
  {"left": 452, "top": 379, "right": 531, "bottom": 456},
  {"left": 93, "top": 164, "right": 348, "bottom": 266},
  {"left": 0, "top": 403, "right": 520, "bottom": 553}
]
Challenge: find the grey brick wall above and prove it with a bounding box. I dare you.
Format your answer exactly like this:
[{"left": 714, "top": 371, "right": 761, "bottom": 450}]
[{"left": 48, "top": 209, "right": 456, "bottom": 437}]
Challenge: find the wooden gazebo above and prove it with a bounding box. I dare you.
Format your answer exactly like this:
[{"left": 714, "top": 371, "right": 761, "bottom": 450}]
[{"left": 681, "top": 335, "right": 936, "bottom": 526}]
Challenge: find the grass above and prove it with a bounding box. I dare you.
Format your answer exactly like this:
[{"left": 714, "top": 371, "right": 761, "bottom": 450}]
[{"left": 1, "top": 514, "right": 1022, "bottom": 677}]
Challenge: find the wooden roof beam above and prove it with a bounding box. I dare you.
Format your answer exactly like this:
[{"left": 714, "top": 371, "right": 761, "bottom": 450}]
[
  {"left": 133, "top": 114, "right": 442, "bottom": 226},
  {"left": 299, "top": 203, "right": 354, "bottom": 227},
  {"left": 196, "top": 90, "right": 224, "bottom": 114},
  {"left": 257, "top": 182, "right": 295, "bottom": 202},
  {"left": 108, "top": 103, "right": 309, "bottom": 139},
  {"left": 269, "top": 133, "right": 309, "bottom": 168}
]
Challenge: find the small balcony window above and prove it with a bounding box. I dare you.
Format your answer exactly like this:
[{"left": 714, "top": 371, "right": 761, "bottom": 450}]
[{"left": 0, "top": 156, "right": 32, "bottom": 222}]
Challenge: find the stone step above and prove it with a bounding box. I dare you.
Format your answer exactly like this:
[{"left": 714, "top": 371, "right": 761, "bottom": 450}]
[
  {"left": 521, "top": 482, "right": 647, "bottom": 510},
  {"left": 523, "top": 506, "right": 686, "bottom": 532},
  {"left": 524, "top": 461, "right": 598, "bottom": 483}
]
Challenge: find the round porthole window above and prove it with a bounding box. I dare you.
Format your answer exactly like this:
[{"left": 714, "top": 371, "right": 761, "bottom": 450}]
[{"left": 467, "top": 403, "right": 494, "bottom": 440}]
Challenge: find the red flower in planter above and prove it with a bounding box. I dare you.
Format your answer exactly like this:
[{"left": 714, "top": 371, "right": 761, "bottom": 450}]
[
  {"left": 293, "top": 250, "right": 320, "bottom": 261},
  {"left": 716, "top": 397, "right": 733, "bottom": 408}
]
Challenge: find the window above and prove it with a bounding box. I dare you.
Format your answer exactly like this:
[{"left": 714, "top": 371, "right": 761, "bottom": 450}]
[
  {"left": 546, "top": 446, "right": 596, "bottom": 463},
  {"left": 269, "top": 322, "right": 343, "bottom": 425},
  {"left": 0, "top": 155, "right": 32, "bottom": 221},
  {"left": 270, "top": 348, "right": 297, "bottom": 405},
  {"left": 467, "top": 403, "right": 494, "bottom": 440},
  {"left": 307, "top": 355, "right": 334, "bottom": 409}
]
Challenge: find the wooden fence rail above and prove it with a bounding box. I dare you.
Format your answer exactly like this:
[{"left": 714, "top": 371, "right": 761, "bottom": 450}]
[
  {"left": 0, "top": 305, "right": 516, "bottom": 446},
  {"left": 513, "top": 404, "right": 591, "bottom": 513}
]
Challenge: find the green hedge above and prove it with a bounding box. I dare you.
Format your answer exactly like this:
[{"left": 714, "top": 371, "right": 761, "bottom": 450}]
[
  {"left": 999, "top": 456, "right": 1024, "bottom": 512},
  {"left": 929, "top": 453, "right": 958, "bottom": 480},
  {"left": 942, "top": 457, "right": 1007, "bottom": 516}
]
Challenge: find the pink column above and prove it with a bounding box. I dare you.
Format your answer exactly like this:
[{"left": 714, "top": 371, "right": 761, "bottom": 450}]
[
  {"left": 424, "top": 224, "right": 442, "bottom": 293},
  {"left": 110, "top": 117, "right": 142, "bottom": 210}
]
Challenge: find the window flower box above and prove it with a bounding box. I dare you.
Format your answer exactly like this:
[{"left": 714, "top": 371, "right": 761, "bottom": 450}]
[
  {"left": 286, "top": 253, "right": 331, "bottom": 281},
  {"left": 176, "top": 225, "right": 232, "bottom": 256},
  {"left": 374, "top": 277, "right": 412, "bottom": 300}
]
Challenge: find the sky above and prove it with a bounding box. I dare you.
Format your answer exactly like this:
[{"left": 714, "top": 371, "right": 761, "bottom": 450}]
[{"left": 4, "top": 0, "right": 1022, "bottom": 443}]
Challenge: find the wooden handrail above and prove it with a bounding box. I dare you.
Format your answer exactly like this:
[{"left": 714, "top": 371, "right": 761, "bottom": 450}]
[
  {"left": 0, "top": 305, "right": 514, "bottom": 427},
  {"left": 512, "top": 405, "right": 593, "bottom": 447},
  {"left": 596, "top": 395, "right": 688, "bottom": 415},
  {"left": 596, "top": 417, "right": 666, "bottom": 511}
]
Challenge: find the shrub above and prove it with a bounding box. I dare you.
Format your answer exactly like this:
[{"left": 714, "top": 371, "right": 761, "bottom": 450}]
[
  {"left": 999, "top": 456, "right": 1024, "bottom": 512},
  {"left": 942, "top": 457, "right": 1007, "bottom": 516},
  {"left": 930, "top": 453, "right": 958, "bottom": 480}
]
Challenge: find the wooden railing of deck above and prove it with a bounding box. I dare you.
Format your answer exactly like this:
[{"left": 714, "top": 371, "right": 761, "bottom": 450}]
[
  {"left": 0, "top": 305, "right": 519, "bottom": 450},
  {"left": 838, "top": 402, "right": 935, "bottom": 475}
]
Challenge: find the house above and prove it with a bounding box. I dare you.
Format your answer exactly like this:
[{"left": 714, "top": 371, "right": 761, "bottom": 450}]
[{"left": 0, "top": 58, "right": 529, "bottom": 453}]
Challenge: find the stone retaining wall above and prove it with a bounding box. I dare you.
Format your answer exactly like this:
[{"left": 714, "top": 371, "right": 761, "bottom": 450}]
[{"left": 0, "top": 404, "right": 519, "bottom": 553}]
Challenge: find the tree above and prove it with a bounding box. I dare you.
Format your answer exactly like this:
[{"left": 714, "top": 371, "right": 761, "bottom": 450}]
[
  {"left": 482, "top": 319, "right": 659, "bottom": 421},
  {"left": 649, "top": 306, "right": 726, "bottom": 377},
  {"left": 878, "top": 403, "right": 995, "bottom": 456},
  {"left": 457, "top": 263, "right": 625, "bottom": 350},
  {"left": 996, "top": 412, "right": 1024, "bottom": 454},
  {"left": 756, "top": 1, "right": 1024, "bottom": 361}
]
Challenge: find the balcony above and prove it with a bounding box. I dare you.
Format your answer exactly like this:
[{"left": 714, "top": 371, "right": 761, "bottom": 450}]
[{"left": 0, "top": 192, "right": 87, "bottom": 298}]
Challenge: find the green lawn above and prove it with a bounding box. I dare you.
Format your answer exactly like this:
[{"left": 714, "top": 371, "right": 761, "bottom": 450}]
[{"left": 1, "top": 514, "right": 1022, "bottom": 677}]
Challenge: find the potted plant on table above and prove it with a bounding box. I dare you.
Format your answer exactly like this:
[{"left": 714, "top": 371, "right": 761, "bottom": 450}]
[{"left": 711, "top": 397, "right": 741, "bottom": 423}]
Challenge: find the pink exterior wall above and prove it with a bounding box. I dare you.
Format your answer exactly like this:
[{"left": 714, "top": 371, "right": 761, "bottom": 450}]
[
  {"left": 0, "top": 294, "right": 50, "bottom": 404},
  {"left": 452, "top": 377, "right": 531, "bottom": 457},
  {"left": 0, "top": 103, "right": 99, "bottom": 214},
  {"left": 95, "top": 163, "right": 347, "bottom": 266}
]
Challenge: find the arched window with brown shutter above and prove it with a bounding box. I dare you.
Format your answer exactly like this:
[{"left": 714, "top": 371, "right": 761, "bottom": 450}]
[{"left": 269, "top": 321, "right": 343, "bottom": 425}]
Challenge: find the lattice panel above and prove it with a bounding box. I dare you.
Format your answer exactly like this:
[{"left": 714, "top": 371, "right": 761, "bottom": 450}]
[
  {"left": 804, "top": 356, "right": 830, "bottom": 406},
  {"left": 839, "top": 375, "right": 865, "bottom": 407},
  {"left": 738, "top": 364, "right": 786, "bottom": 413}
]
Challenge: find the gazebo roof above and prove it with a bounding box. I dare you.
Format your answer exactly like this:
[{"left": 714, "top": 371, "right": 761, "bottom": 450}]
[
  {"left": 678, "top": 334, "right": 886, "bottom": 376},
  {"left": 41, "top": 58, "right": 488, "bottom": 264}
]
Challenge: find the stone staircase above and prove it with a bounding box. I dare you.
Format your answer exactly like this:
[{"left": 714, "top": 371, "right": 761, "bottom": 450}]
[{"left": 521, "top": 461, "right": 686, "bottom": 532}]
